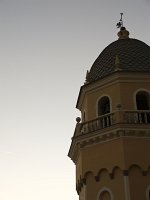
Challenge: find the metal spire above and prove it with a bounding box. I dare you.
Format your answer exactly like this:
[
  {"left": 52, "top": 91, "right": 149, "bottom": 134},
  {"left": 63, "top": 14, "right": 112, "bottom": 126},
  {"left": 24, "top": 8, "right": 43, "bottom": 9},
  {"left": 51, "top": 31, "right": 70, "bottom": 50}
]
[{"left": 116, "top": 13, "right": 124, "bottom": 28}]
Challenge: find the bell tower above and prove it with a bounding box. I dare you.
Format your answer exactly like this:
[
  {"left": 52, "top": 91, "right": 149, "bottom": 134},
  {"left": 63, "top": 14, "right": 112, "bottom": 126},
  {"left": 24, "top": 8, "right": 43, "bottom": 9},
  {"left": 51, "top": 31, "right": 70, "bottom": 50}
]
[{"left": 68, "top": 27, "right": 150, "bottom": 200}]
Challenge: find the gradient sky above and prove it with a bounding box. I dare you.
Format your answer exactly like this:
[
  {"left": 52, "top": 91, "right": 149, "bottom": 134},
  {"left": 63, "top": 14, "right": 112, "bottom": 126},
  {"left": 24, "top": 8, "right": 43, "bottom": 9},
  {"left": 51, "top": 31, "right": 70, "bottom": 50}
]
[{"left": 0, "top": 0, "right": 150, "bottom": 200}]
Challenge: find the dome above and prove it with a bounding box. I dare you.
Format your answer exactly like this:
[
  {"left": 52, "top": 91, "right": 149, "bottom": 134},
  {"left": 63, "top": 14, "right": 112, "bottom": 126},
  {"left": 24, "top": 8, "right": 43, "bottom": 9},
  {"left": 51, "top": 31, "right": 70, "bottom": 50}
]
[{"left": 88, "top": 30, "right": 150, "bottom": 82}]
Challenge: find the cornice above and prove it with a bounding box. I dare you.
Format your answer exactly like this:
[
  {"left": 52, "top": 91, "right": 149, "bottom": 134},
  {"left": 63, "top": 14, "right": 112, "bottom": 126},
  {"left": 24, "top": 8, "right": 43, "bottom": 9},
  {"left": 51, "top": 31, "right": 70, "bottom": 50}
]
[{"left": 68, "top": 124, "right": 150, "bottom": 164}]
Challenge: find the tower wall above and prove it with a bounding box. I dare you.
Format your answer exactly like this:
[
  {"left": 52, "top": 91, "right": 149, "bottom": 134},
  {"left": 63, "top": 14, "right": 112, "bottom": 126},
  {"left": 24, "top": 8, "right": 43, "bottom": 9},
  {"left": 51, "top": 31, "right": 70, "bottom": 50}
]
[{"left": 69, "top": 31, "right": 150, "bottom": 200}]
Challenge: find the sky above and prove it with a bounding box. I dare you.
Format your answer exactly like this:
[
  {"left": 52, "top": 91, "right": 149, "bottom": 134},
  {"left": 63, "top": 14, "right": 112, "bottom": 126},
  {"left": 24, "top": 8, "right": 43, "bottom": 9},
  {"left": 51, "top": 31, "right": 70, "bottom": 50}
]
[{"left": 0, "top": 0, "right": 150, "bottom": 200}]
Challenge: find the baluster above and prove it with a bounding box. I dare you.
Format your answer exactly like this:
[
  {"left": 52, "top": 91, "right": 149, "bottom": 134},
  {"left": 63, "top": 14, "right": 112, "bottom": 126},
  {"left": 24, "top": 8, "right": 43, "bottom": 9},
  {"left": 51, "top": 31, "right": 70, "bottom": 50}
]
[
  {"left": 84, "top": 123, "right": 86, "bottom": 133},
  {"left": 90, "top": 121, "right": 93, "bottom": 132},
  {"left": 97, "top": 118, "right": 101, "bottom": 129},
  {"left": 91, "top": 121, "right": 94, "bottom": 131},
  {"left": 81, "top": 124, "right": 85, "bottom": 134},
  {"left": 93, "top": 120, "right": 96, "bottom": 130},
  {"left": 106, "top": 116, "right": 109, "bottom": 126},
  {"left": 89, "top": 121, "right": 92, "bottom": 132},
  {"left": 85, "top": 123, "right": 88, "bottom": 133},
  {"left": 102, "top": 117, "right": 105, "bottom": 128},
  {"left": 144, "top": 112, "right": 148, "bottom": 124},
  {"left": 88, "top": 122, "right": 91, "bottom": 132},
  {"left": 110, "top": 114, "right": 113, "bottom": 125},
  {"left": 139, "top": 113, "right": 142, "bottom": 123},
  {"left": 94, "top": 120, "right": 98, "bottom": 130},
  {"left": 96, "top": 119, "right": 99, "bottom": 129},
  {"left": 128, "top": 113, "right": 131, "bottom": 123},
  {"left": 134, "top": 113, "right": 138, "bottom": 123},
  {"left": 109, "top": 115, "right": 112, "bottom": 125},
  {"left": 148, "top": 113, "right": 150, "bottom": 123},
  {"left": 127, "top": 113, "right": 130, "bottom": 123}
]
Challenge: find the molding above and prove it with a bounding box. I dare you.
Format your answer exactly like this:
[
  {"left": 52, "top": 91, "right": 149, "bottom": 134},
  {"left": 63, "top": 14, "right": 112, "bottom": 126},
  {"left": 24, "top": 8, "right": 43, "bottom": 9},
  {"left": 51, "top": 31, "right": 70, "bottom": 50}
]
[
  {"left": 69, "top": 124, "right": 150, "bottom": 163},
  {"left": 77, "top": 165, "right": 149, "bottom": 194}
]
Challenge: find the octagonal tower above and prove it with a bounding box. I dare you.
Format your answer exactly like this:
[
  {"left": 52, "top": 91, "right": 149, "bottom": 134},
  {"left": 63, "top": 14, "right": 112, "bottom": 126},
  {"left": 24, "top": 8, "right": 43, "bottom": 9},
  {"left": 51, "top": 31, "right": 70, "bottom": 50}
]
[{"left": 68, "top": 27, "right": 150, "bottom": 200}]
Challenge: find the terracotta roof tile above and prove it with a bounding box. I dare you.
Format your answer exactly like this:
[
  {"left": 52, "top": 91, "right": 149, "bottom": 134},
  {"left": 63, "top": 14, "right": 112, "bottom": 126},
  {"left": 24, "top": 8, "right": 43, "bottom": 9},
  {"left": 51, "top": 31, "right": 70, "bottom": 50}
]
[{"left": 89, "top": 38, "right": 150, "bottom": 81}]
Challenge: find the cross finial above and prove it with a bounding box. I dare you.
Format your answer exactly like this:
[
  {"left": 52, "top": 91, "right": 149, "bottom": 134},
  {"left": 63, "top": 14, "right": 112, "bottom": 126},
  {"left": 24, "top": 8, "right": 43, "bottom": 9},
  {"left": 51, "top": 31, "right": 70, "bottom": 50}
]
[{"left": 116, "top": 13, "right": 124, "bottom": 28}]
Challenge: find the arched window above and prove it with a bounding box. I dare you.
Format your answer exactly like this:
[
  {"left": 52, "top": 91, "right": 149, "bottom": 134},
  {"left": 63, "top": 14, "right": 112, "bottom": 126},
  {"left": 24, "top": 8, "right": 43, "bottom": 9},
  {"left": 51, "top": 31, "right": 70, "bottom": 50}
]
[
  {"left": 97, "top": 96, "right": 111, "bottom": 128},
  {"left": 136, "top": 91, "right": 150, "bottom": 123},
  {"left": 98, "top": 96, "right": 110, "bottom": 116},
  {"left": 97, "top": 188, "right": 113, "bottom": 200},
  {"left": 99, "top": 190, "right": 111, "bottom": 200},
  {"left": 136, "top": 91, "right": 149, "bottom": 110}
]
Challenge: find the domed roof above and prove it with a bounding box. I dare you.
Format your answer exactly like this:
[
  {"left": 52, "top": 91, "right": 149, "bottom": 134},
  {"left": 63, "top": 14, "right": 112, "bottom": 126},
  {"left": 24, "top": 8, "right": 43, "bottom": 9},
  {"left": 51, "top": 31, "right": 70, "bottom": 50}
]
[{"left": 88, "top": 30, "right": 150, "bottom": 82}]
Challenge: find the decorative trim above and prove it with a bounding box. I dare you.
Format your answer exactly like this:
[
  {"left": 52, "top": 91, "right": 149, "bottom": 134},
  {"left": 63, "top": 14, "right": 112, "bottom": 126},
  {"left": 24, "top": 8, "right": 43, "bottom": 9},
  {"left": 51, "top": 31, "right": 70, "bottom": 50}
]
[
  {"left": 97, "top": 187, "right": 114, "bottom": 200},
  {"left": 77, "top": 165, "right": 149, "bottom": 194},
  {"left": 78, "top": 129, "right": 150, "bottom": 149}
]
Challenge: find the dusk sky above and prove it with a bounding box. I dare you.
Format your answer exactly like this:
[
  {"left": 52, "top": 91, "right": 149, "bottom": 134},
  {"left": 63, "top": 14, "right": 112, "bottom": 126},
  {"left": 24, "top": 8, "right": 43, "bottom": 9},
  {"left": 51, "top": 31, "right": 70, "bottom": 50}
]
[{"left": 0, "top": 0, "right": 150, "bottom": 200}]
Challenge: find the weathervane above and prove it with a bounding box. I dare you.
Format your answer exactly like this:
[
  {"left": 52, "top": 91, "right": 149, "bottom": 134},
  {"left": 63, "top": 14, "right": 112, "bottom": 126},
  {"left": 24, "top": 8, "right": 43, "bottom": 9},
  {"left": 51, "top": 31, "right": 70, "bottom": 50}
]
[{"left": 116, "top": 13, "right": 123, "bottom": 28}]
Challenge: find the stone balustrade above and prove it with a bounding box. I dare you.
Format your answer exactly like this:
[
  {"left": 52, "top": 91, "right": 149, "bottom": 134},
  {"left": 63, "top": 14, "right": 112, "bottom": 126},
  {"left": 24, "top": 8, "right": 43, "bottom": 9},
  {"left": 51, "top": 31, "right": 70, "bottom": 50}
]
[{"left": 76, "top": 110, "right": 150, "bottom": 135}]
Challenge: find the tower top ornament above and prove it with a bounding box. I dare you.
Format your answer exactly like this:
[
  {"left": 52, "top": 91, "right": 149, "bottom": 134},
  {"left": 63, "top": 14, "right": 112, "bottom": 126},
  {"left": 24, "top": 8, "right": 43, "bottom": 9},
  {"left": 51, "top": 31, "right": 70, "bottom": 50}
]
[{"left": 116, "top": 13, "right": 123, "bottom": 28}]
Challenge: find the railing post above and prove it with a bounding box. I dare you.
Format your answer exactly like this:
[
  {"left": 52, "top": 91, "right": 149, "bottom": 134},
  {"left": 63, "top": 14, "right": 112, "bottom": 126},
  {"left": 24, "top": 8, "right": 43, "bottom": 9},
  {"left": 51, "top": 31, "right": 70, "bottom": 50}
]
[
  {"left": 75, "top": 123, "right": 83, "bottom": 136},
  {"left": 144, "top": 113, "right": 148, "bottom": 124},
  {"left": 115, "top": 110, "right": 125, "bottom": 124}
]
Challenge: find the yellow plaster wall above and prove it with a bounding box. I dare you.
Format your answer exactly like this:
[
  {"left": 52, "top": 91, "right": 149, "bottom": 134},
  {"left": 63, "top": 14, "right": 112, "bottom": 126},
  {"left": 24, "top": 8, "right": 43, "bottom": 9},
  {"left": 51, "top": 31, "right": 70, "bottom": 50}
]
[
  {"left": 123, "top": 137, "right": 150, "bottom": 169},
  {"left": 119, "top": 82, "right": 150, "bottom": 110},
  {"left": 129, "top": 166, "right": 150, "bottom": 200},
  {"left": 81, "top": 138, "right": 125, "bottom": 176}
]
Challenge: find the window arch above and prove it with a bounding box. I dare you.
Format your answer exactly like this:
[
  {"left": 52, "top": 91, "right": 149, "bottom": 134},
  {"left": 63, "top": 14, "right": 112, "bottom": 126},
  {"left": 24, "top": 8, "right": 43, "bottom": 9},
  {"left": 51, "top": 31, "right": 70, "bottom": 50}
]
[
  {"left": 97, "top": 187, "right": 113, "bottom": 200},
  {"left": 136, "top": 91, "right": 150, "bottom": 110},
  {"left": 136, "top": 91, "right": 150, "bottom": 123},
  {"left": 99, "top": 190, "right": 111, "bottom": 200},
  {"left": 97, "top": 96, "right": 111, "bottom": 128},
  {"left": 98, "top": 96, "right": 110, "bottom": 116}
]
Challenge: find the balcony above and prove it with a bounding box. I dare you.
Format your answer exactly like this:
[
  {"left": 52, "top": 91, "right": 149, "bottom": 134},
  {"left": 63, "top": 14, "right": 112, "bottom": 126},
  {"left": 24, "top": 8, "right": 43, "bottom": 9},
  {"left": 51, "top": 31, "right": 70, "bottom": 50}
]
[{"left": 77, "top": 110, "right": 150, "bottom": 135}]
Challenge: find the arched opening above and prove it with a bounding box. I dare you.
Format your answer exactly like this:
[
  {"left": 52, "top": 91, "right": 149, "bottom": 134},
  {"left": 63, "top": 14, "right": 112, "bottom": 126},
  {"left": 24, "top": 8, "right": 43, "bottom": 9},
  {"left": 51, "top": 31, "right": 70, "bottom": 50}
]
[
  {"left": 97, "top": 187, "right": 113, "bottom": 200},
  {"left": 98, "top": 96, "right": 110, "bottom": 116},
  {"left": 136, "top": 91, "right": 150, "bottom": 123},
  {"left": 136, "top": 91, "right": 149, "bottom": 110},
  {"left": 97, "top": 96, "right": 111, "bottom": 128},
  {"left": 99, "top": 190, "right": 111, "bottom": 200}
]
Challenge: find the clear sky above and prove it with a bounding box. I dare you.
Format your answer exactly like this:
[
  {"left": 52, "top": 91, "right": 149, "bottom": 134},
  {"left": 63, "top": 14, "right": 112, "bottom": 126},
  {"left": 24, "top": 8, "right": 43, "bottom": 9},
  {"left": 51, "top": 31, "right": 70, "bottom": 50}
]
[{"left": 0, "top": 0, "right": 150, "bottom": 200}]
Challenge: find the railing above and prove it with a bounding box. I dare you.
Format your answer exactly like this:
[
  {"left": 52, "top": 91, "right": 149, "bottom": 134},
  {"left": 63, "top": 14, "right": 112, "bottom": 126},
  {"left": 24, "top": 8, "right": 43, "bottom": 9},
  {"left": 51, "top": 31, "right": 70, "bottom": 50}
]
[
  {"left": 125, "top": 110, "right": 150, "bottom": 124},
  {"left": 79, "top": 110, "right": 150, "bottom": 135},
  {"left": 81, "top": 113, "right": 114, "bottom": 134}
]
